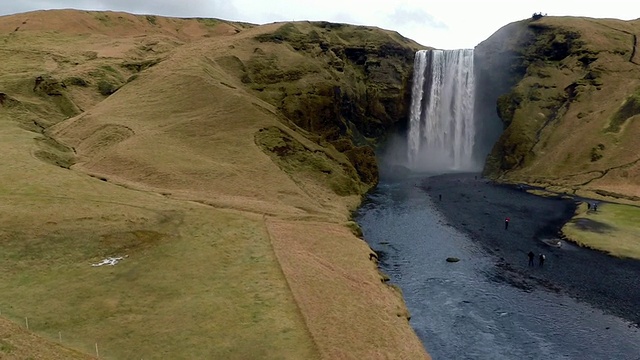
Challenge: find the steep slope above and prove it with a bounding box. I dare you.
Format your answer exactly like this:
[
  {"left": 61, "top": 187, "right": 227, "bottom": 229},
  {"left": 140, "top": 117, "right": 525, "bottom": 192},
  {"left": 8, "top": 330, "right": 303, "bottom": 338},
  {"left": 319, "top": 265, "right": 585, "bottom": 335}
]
[
  {"left": 478, "top": 16, "right": 640, "bottom": 202},
  {"left": 0, "top": 9, "right": 428, "bottom": 359}
]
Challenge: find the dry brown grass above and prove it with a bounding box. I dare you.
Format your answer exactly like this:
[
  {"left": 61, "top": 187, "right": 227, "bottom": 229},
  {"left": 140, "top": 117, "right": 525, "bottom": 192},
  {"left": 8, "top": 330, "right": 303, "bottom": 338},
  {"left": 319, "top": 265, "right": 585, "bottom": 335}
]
[
  {"left": 0, "top": 119, "right": 318, "bottom": 358},
  {"left": 0, "top": 318, "right": 93, "bottom": 360},
  {"left": 265, "top": 219, "right": 428, "bottom": 359},
  {"left": 0, "top": 10, "right": 247, "bottom": 39},
  {"left": 0, "top": 9, "right": 426, "bottom": 359}
]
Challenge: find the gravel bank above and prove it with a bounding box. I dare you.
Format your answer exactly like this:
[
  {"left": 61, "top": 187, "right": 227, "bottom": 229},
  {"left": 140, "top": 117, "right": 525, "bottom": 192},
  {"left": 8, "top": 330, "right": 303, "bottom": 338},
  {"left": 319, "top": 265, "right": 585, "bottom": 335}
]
[{"left": 421, "top": 172, "right": 640, "bottom": 326}]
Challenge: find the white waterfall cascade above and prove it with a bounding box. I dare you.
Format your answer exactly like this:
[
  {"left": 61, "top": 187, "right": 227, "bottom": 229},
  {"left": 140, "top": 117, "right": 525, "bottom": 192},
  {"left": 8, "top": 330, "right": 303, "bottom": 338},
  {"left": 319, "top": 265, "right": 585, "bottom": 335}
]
[{"left": 407, "top": 49, "right": 477, "bottom": 172}]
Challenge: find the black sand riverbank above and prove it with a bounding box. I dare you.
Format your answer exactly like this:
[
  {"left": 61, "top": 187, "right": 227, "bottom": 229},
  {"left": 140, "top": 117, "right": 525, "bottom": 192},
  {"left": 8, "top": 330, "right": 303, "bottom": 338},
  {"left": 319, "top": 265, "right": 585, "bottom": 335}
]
[{"left": 421, "top": 172, "right": 640, "bottom": 326}]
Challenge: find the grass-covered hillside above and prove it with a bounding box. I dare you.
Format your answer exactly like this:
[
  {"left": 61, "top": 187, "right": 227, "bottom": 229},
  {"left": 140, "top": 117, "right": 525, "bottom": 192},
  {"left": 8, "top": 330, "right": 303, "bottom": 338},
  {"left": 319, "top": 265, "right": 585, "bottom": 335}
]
[
  {"left": 0, "top": 9, "right": 428, "bottom": 359},
  {"left": 478, "top": 16, "right": 640, "bottom": 203}
]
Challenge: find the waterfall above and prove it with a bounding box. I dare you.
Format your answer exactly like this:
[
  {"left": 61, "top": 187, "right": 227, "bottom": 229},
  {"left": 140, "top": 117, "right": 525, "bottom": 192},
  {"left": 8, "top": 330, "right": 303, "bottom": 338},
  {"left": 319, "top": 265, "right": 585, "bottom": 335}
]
[{"left": 407, "top": 49, "right": 476, "bottom": 172}]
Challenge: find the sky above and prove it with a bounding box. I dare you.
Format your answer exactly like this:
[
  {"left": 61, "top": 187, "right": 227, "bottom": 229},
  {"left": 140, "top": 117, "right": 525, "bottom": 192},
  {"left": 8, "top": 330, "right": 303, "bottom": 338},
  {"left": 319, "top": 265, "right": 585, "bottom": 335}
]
[{"left": 1, "top": 1, "right": 639, "bottom": 49}]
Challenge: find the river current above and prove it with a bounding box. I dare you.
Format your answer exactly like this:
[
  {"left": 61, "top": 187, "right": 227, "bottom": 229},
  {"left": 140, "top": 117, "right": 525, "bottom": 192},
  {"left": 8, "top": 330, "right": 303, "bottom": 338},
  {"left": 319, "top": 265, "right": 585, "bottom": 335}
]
[{"left": 356, "top": 176, "right": 640, "bottom": 360}]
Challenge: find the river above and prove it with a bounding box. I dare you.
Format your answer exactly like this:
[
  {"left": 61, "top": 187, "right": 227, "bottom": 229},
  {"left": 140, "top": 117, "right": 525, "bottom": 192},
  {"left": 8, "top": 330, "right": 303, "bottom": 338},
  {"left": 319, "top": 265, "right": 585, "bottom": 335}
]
[{"left": 356, "top": 175, "right": 640, "bottom": 360}]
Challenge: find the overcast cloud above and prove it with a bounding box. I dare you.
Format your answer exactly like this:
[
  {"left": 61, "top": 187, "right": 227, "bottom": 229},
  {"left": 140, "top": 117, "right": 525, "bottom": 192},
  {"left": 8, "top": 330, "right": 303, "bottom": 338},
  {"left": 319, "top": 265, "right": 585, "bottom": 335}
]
[{"left": 1, "top": 0, "right": 639, "bottom": 49}]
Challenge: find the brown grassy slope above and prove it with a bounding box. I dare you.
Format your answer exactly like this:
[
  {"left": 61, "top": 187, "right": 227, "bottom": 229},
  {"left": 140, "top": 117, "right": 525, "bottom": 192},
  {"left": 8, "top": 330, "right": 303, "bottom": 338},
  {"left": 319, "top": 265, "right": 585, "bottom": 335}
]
[
  {"left": 0, "top": 9, "right": 248, "bottom": 38},
  {"left": 0, "top": 106, "right": 320, "bottom": 358},
  {"left": 480, "top": 16, "right": 640, "bottom": 202},
  {"left": 266, "top": 219, "right": 422, "bottom": 359},
  {"left": 0, "top": 9, "right": 428, "bottom": 359},
  {"left": 0, "top": 10, "right": 242, "bottom": 117},
  {"left": 49, "top": 24, "right": 364, "bottom": 219},
  {"left": 0, "top": 318, "right": 93, "bottom": 360}
]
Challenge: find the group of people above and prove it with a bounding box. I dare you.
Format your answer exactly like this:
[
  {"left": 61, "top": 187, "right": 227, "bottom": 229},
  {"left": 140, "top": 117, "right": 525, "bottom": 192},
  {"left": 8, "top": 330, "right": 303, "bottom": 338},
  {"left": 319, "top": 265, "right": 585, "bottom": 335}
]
[
  {"left": 504, "top": 217, "right": 547, "bottom": 267},
  {"left": 528, "top": 251, "right": 545, "bottom": 267}
]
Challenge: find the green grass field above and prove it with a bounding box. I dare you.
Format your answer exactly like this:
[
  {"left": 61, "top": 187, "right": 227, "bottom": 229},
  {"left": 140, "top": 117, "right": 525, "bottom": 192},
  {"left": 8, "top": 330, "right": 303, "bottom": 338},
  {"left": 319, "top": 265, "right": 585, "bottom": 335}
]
[{"left": 563, "top": 202, "right": 640, "bottom": 259}]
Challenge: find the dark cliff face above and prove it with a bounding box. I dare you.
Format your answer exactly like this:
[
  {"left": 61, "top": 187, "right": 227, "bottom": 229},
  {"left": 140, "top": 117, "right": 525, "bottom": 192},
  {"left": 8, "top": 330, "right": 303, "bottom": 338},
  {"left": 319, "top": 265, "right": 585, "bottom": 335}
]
[
  {"left": 473, "top": 22, "right": 526, "bottom": 167},
  {"left": 476, "top": 16, "right": 640, "bottom": 199}
]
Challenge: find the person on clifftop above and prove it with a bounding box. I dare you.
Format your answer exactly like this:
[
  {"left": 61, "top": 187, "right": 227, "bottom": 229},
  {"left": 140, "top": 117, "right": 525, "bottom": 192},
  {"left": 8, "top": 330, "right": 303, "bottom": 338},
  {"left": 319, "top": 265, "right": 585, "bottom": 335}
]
[
  {"left": 505, "top": 217, "right": 510, "bottom": 230},
  {"left": 539, "top": 253, "right": 546, "bottom": 267}
]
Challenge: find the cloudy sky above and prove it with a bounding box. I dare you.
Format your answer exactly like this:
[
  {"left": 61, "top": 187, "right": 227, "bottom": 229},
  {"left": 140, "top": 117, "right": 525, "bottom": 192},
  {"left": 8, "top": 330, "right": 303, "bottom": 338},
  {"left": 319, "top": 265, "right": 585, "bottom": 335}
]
[{"left": 1, "top": 1, "right": 639, "bottom": 49}]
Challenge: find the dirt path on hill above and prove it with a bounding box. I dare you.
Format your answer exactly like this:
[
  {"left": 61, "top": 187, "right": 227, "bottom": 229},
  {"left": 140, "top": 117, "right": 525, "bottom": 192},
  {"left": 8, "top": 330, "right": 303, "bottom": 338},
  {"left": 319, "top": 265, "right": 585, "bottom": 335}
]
[{"left": 421, "top": 172, "right": 640, "bottom": 326}]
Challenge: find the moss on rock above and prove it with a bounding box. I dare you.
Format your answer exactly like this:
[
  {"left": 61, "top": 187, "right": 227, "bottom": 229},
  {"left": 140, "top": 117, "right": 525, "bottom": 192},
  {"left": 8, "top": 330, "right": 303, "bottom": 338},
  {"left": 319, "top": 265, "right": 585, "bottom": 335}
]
[
  {"left": 32, "top": 75, "right": 81, "bottom": 117},
  {"left": 254, "top": 126, "right": 365, "bottom": 196},
  {"left": 606, "top": 89, "right": 640, "bottom": 133},
  {"left": 496, "top": 91, "right": 523, "bottom": 128},
  {"left": 479, "top": 16, "right": 640, "bottom": 202},
  {"left": 345, "top": 145, "right": 379, "bottom": 187},
  {"left": 242, "top": 22, "right": 425, "bottom": 145},
  {"left": 213, "top": 22, "right": 424, "bottom": 192}
]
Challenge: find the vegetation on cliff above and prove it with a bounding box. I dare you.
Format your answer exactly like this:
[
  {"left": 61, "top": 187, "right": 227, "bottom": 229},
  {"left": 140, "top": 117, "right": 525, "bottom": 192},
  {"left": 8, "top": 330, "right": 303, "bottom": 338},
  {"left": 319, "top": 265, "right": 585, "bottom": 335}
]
[
  {"left": 478, "top": 16, "right": 640, "bottom": 202},
  {"left": 218, "top": 21, "right": 425, "bottom": 188}
]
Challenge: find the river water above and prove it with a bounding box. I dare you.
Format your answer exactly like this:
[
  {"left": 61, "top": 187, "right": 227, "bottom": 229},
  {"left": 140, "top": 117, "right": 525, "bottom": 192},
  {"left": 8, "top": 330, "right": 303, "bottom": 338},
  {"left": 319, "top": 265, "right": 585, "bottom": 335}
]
[{"left": 356, "top": 176, "right": 640, "bottom": 360}]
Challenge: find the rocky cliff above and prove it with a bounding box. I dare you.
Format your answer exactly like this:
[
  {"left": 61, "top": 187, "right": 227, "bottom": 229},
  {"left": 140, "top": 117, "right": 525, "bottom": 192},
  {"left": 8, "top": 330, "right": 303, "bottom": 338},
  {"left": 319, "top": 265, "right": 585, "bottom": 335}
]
[
  {"left": 477, "top": 16, "right": 640, "bottom": 201},
  {"left": 229, "top": 21, "right": 426, "bottom": 187}
]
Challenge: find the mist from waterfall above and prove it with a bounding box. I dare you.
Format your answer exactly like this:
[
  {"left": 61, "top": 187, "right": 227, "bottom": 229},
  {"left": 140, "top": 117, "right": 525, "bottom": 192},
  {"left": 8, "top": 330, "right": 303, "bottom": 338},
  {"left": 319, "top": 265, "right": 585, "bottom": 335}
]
[{"left": 407, "top": 49, "right": 478, "bottom": 172}]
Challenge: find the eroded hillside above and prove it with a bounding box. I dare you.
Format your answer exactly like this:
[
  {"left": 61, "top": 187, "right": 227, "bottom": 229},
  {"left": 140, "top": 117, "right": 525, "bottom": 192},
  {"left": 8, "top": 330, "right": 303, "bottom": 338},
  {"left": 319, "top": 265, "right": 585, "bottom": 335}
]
[
  {"left": 478, "top": 16, "right": 640, "bottom": 202},
  {"left": 0, "top": 10, "right": 428, "bottom": 359}
]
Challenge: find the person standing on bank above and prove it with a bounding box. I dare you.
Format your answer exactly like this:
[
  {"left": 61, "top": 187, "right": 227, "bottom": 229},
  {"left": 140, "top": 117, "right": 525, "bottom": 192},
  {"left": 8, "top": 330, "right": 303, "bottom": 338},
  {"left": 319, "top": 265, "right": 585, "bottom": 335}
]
[
  {"left": 539, "top": 253, "right": 545, "bottom": 267},
  {"left": 528, "top": 251, "right": 535, "bottom": 266},
  {"left": 505, "top": 217, "right": 510, "bottom": 230}
]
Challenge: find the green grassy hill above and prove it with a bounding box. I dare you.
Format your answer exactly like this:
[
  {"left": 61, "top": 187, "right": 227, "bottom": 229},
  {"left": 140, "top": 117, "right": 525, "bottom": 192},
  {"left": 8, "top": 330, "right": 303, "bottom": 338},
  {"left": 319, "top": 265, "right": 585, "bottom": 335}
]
[{"left": 0, "top": 10, "right": 428, "bottom": 359}]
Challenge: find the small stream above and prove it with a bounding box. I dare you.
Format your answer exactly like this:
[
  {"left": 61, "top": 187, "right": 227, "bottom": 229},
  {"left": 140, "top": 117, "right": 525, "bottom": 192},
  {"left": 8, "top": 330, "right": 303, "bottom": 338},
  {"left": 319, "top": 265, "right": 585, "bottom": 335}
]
[{"left": 356, "top": 177, "right": 640, "bottom": 360}]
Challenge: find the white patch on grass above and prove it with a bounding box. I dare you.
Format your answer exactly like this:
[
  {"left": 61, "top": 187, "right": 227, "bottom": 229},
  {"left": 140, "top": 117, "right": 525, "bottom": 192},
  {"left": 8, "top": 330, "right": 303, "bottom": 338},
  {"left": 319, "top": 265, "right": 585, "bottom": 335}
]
[{"left": 91, "top": 256, "right": 126, "bottom": 266}]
